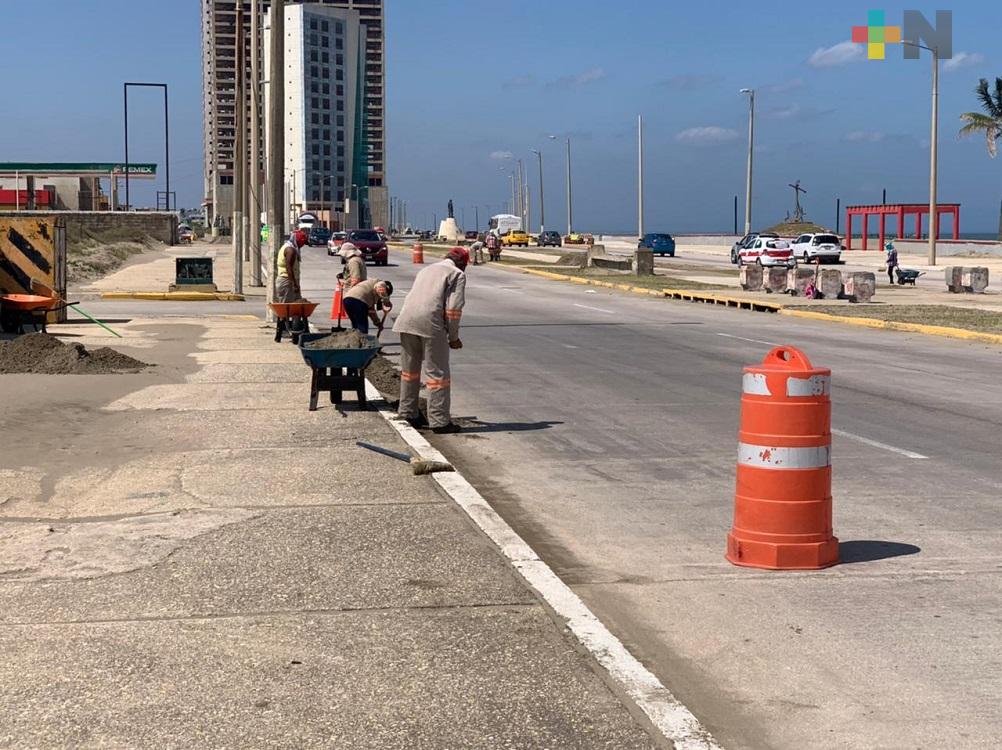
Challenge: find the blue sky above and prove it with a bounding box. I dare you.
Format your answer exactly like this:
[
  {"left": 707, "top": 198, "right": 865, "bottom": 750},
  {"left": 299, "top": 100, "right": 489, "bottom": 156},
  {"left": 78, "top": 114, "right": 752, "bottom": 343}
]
[{"left": 2, "top": 1, "right": 999, "bottom": 233}]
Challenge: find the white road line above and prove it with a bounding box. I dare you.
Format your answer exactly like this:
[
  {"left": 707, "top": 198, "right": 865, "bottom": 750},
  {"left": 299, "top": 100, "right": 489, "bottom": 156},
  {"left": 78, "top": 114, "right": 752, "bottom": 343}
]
[
  {"left": 366, "top": 381, "right": 722, "bottom": 750},
  {"left": 716, "top": 332, "right": 781, "bottom": 346},
  {"left": 573, "top": 303, "right": 615, "bottom": 314},
  {"left": 831, "top": 428, "right": 929, "bottom": 459},
  {"left": 563, "top": 344, "right": 579, "bottom": 349}
]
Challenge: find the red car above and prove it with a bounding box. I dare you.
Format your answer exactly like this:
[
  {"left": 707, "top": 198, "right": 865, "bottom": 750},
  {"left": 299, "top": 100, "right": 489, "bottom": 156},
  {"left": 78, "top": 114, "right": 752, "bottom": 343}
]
[{"left": 346, "top": 228, "right": 388, "bottom": 266}]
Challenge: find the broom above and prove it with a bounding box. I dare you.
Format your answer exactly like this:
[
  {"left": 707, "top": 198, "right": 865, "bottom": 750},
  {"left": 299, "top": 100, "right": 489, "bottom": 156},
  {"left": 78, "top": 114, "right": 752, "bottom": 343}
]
[{"left": 356, "top": 441, "right": 454, "bottom": 475}]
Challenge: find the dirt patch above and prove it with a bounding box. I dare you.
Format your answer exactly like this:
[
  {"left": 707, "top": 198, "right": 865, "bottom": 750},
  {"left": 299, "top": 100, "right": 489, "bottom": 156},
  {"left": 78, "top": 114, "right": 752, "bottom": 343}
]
[
  {"left": 0, "top": 333, "right": 150, "bottom": 375},
  {"left": 66, "top": 226, "right": 160, "bottom": 283},
  {"left": 366, "top": 354, "right": 400, "bottom": 401},
  {"left": 809, "top": 304, "right": 1002, "bottom": 334},
  {"left": 302, "top": 329, "right": 371, "bottom": 350}
]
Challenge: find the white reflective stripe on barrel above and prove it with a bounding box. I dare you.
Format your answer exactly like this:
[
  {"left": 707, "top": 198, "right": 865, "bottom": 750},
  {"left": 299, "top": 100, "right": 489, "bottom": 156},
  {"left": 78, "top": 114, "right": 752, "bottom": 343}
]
[
  {"left": 786, "top": 374, "right": 831, "bottom": 397},
  {"left": 738, "top": 443, "right": 831, "bottom": 469},
  {"left": 742, "top": 373, "right": 771, "bottom": 396}
]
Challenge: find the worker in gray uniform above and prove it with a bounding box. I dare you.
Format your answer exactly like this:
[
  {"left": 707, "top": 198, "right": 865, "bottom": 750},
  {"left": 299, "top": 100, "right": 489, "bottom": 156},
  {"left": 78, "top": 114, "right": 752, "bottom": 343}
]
[
  {"left": 339, "top": 242, "right": 367, "bottom": 290},
  {"left": 392, "top": 246, "right": 469, "bottom": 434}
]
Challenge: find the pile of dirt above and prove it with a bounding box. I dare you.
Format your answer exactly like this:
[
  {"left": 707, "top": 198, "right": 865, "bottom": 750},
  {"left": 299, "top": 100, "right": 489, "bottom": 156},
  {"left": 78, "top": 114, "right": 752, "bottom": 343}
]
[
  {"left": 764, "top": 221, "right": 831, "bottom": 237},
  {"left": 66, "top": 226, "right": 160, "bottom": 283},
  {"left": 302, "top": 329, "right": 371, "bottom": 350},
  {"left": 365, "top": 354, "right": 400, "bottom": 401},
  {"left": 0, "top": 333, "right": 150, "bottom": 375}
]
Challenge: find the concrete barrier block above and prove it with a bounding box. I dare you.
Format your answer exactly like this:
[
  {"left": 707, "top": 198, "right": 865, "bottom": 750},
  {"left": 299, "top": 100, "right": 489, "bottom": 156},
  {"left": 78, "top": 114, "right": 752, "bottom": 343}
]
[
  {"left": 739, "top": 265, "right": 763, "bottom": 291},
  {"left": 844, "top": 271, "right": 876, "bottom": 302},
  {"left": 632, "top": 248, "right": 654, "bottom": 275},
  {"left": 787, "top": 267, "right": 816, "bottom": 296},
  {"left": 819, "top": 268, "right": 843, "bottom": 298},
  {"left": 964, "top": 267, "right": 989, "bottom": 293},
  {"left": 944, "top": 266, "right": 963, "bottom": 293},
  {"left": 765, "top": 267, "right": 788, "bottom": 293}
]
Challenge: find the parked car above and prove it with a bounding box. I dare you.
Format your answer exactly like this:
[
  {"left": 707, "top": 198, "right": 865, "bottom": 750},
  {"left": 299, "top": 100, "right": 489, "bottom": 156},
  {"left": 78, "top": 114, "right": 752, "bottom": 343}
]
[
  {"left": 537, "top": 230, "right": 562, "bottom": 247},
  {"left": 326, "top": 231, "right": 348, "bottom": 256},
  {"left": 564, "top": 233, "right": 587, "bottom": 245},
  {"left": 791, "top": 233, "right": 842, "bottom": 264},
  {"left": 346, "top": 228, "right": 389, "bottom": 265},
  {"left": 638, "top": 232, "right": 675, "bottom": 257},
  {"left": 731, "top": 232, "right": 779, "bottom": 264},
  {"left": 464, "top": 230, "right": 479, "bottom": 240},
  {"left": 737, "top": 237, "right": 794, "bottom": 267},
  {"left": 308, "top": 227, "right": 331, "bottom": 247},
  {"left": 501, "top": 229, "right": 530, "bottom": 247},
  {"left": 178, "top": 224, "right": 195, "bottom": 244}
]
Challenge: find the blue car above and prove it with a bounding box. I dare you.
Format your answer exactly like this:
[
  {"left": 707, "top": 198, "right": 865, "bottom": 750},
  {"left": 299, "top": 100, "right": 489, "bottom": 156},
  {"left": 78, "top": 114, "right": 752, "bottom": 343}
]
[{"left": 639, "top": 232, "right": 675, "bottom": 257}]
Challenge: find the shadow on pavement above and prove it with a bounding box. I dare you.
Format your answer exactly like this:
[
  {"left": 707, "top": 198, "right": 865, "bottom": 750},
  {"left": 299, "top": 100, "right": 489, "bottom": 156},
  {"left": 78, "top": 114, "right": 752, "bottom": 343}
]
[
  {"left": 460, "top": 322, "right": 625, "bottom": 329},
  {"left": 456, "top": 419, "right": 563, "bottom": 434},
  {"left": 838, "top": 540, "right": 921, "bottom": 563}
]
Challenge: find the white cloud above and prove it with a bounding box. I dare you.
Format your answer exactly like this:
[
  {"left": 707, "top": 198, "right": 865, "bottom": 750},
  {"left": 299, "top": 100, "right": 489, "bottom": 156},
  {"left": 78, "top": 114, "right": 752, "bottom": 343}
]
[
  {"left": 762, "top": 78, "right": 805, "bottom": 94},
  {"left": 844, "top": 131, "right": 885, "bottom": 143},
  {"left": 771, "top": 104, "right": 802, "bottom": 119},
  {"left": 658, "top": 73, "right": 721, "bottom": 90},
  {"left": 943, "top": 52, "right": 985, "bottom": 73},
  {"left": 546, "top": 67, "right": 606, "bottom": 89},
  {"left": 489, "top": 150, "right": 513, "bottom": 161},
  {"left": 808, "top": 41, "right": 865, "bottom": 68},
  {"left": 675, "top": 126, "right": 740, "bottom": 145}
]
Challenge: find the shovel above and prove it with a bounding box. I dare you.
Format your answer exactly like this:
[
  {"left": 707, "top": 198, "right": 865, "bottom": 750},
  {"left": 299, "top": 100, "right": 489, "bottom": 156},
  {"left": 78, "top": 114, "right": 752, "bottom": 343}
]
[{"left": 356, "top": 441, "right": 454, "bottom": 475}]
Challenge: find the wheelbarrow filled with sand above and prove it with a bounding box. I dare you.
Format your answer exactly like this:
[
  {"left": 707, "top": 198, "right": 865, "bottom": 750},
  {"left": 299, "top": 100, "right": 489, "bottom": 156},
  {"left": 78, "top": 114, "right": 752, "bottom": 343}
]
[
  {"left": 269, "top": 300, "right": 318, "bottom": 344},
  {"left": 298, "top": 330, "right": 381, "bottom": 411}
]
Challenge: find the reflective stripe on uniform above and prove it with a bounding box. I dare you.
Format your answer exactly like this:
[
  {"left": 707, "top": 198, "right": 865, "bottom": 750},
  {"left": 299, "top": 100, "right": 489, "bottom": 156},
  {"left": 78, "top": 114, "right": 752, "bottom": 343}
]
[
  {"left": 445, "top": 309, "right": 462, "bottom": 320},
  {"left": 400, "top": 370, "right": 421, "bottom": 382},
  {"left": 737, "top": 443, "right": 831, "bottom": 469},
  {"left": 426, "top": 378, "right": 451, "bottom": 390}
]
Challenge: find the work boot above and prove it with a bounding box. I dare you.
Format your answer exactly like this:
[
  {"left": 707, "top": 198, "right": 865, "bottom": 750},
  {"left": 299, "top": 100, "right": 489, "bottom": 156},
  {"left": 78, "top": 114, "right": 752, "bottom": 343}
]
[
  {"left": 401, "top": 414, "right": 428, "bottom": 429},
  {"left": 431, "top": 422, "right": 461, "bottom": 434}
]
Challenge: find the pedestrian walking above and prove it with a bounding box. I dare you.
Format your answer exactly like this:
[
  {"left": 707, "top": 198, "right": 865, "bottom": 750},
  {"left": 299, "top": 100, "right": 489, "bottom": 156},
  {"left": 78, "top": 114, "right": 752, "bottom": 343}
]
[
  {"left": 343, "top": 278, "right": 393, "bottom": 334},
  {"left": 885, "top": 240, "right": 899, "bottom": 285},
  {"left": 276, "top": 229, "right": 307, "bottom": 302},
  {"left": 393, "top": 246, "right": 469, "bottom": 433}
]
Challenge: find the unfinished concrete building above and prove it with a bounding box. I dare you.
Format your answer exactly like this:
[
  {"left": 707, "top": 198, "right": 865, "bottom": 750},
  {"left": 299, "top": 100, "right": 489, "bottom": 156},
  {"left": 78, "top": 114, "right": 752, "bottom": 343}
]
[{"left": 201, "top": 0, "right": 386, "bottom": 231}]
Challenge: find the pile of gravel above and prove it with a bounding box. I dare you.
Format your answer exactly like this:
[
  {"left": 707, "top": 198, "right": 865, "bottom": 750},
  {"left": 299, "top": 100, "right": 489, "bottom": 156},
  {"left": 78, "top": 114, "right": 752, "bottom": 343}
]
[
  {"left": 301, "top": 329, "right": 372, "bottom": 350},
  {"left": 0, "top": 333, "right": 150, "bottom": 375}
]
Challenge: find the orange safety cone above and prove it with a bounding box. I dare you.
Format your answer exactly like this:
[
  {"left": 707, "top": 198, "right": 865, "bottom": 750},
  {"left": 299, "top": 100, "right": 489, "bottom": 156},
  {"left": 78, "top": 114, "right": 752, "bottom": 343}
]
[
  {"left": 726, "top": 346, "right": 839, "bottom": 570},
  {"left": 412, "top": 243, "right": 424, "bottom": 264},
  {"left": 329, "top": 281, "right": 347, "bottom": 327}
]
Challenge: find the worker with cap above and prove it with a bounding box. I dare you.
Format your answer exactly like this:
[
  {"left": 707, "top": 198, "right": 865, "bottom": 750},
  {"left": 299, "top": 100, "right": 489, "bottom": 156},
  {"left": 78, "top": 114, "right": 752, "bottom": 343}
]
[
  {"left": 343, "top": 278, "right": 393, "bottom": 334},
  {"left": 469, "top": 238, "right": 485, "bottom": 265},
  {"left": 339, "top": 242, "right": 367, "bottom": 290},
  {"left": 276, "top": 229, "right": 307, "bottom": 302},
  {"left": 392, "top": 246, "right": 468, "bottom": 433}
]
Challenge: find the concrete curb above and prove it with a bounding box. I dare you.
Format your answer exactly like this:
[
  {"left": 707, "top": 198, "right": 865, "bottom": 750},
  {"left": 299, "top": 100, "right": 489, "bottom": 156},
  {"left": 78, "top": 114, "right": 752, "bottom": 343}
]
[
  {"left": 781, "top": 308, "right": 1002, "bottom": 345},
  {"left": 99, "top": 291, "right": 246, "bottom": 301},
  {"left": 363, "top": 381, "right": 722, "bottom": 750}
]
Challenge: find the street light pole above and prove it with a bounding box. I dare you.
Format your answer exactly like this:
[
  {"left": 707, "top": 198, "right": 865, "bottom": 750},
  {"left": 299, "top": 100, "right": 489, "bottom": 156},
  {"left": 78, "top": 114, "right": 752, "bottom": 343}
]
[
  {"left": 531, "top": 148, "right": 544, "bottom": 234},
  {"left": 637, "top": 114, "right": 644, "bottom": 239},
  {"left": 549, "top": 135, "right": 572, "bottom": 235},
  {"left": 267, "top": 0, "right": 285, "bottom": 319},
  {"left": 740, "top": 88, "right": 755, "bottom": 235}
]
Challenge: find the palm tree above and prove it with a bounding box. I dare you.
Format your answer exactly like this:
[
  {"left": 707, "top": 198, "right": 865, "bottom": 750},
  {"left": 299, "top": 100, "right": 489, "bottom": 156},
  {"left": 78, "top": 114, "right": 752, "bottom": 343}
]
[{"left": 959, "top": 78, "right": 1002, "bottom": 238}]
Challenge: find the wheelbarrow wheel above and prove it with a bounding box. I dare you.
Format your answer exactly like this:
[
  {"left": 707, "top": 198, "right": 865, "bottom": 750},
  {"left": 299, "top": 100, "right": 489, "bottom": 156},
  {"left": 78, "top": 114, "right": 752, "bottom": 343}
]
[{"left": 0, "top": 308, "right": 19, "bottom": 334}]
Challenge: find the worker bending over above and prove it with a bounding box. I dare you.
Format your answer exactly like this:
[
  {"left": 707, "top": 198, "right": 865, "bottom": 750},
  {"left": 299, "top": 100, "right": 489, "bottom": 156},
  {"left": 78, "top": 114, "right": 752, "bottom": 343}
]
[
  {"left": 276, "top": 229, "right": 307, "bottom": 302},
  {"left": 393, "top": 246, "right": 468, "bottom": 434},
  {"left": 343, "top": 278, "right": 393, "bottom": 334}
]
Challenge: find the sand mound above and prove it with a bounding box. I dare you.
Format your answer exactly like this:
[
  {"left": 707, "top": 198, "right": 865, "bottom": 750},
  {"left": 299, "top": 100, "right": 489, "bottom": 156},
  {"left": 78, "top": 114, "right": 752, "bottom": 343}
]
[
  {"left": 0, "top": 333, "right": 150, "bottom": 375},
  {"left": 302, "top": 329, "right": 371, "bottom": 350}
]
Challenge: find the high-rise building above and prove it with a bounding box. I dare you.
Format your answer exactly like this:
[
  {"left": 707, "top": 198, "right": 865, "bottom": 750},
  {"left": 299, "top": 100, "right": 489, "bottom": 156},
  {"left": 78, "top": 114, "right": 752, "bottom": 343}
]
[{"left": 201, "top": 0, "right": 386, "bottom": 230}]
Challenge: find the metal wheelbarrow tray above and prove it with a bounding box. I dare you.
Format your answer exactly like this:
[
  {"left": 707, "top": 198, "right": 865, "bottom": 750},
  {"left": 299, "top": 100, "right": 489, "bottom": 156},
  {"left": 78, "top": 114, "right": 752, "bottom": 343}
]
[
  {"left": 298, "top": 332, "right": 382, "bottom": 411},
  {"left": 0, "top": 294, "right": 65, "bottom": 334},
  {"left": 268, "top": 301, "right": 319, "bottom": 344}
]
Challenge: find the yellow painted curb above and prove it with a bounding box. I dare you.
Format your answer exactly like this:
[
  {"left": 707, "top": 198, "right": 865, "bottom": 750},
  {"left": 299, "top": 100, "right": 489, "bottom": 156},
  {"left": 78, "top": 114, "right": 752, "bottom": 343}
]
[
  {"left": 781, "top": 309, "right": 1002, "bottom": 345},
  {"left": 100, "top": 292, "right": 246, "bottom": 301}
]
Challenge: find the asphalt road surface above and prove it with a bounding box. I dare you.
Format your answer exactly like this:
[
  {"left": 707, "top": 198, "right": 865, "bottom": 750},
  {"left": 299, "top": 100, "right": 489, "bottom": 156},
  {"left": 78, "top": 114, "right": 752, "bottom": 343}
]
[{"left": 304, "top": 247, "right": 1002, "bottom": 749}]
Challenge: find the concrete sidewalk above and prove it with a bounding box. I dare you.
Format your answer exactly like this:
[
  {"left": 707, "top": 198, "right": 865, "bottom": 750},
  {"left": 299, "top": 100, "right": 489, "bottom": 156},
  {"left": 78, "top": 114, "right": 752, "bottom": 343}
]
[{"left": 0, "top": 315, "right": 658, "bottom": 748}]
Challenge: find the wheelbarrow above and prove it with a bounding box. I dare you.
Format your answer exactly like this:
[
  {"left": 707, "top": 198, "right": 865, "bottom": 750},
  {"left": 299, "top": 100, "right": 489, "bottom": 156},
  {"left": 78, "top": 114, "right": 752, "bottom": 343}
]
[
  {"left": 0, "top": 294, "right": 69, "bottom": 334},
  {"left": 269, "top": 301, "right": 318, "bottom": 344},
  {"left": 298, "top": 332, "right": 382, "bottom": 411},
  {"left": 896, "top": 268, "right": 925, "bottom": 286}
]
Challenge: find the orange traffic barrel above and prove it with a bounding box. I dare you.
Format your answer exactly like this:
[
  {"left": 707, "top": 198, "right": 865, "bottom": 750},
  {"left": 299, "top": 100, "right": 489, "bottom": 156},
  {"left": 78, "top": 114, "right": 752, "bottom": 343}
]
[
  {"left": 412, "top": 243, "right": 424, "bottom": 264},
  {"left": 726, "top": 346, "right": 839, "bottom": 570},
  {"left": 328, "top": 281, "right": 346, "bottom": 321}
]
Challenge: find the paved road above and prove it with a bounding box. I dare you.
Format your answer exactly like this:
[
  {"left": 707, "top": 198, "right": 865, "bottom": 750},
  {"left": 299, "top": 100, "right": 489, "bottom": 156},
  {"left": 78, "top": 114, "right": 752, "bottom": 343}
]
[{"left": 303, "top": 247, "right": 1002, "bottom": 749}]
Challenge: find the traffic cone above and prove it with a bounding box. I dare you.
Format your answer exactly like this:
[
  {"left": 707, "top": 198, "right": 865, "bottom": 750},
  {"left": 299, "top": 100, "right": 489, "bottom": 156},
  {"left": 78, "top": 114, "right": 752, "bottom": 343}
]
[
  {"left": 726, "top": 346, "right": 839, "bottom": 570},
  {"left": 329, "top": 281, "right": 346, "bottom": 329}
]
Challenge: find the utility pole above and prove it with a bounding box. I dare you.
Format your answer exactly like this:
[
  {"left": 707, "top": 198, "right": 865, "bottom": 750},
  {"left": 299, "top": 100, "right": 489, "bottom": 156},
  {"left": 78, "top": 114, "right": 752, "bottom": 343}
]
[
  {"left": 733, "top": 195, "right": 738, "bottom": 234},
  {"left": 531, "top": 148, "right": 544, "bottom": 234},
  {"left": 836, "top": 197, "right": 841, "bottom": 234},
  {"left": 475, "top": 205, "right": 479, "bottom": 232},
  {"left": 526, "top": 184, "right": 531, "bottom": 234},
  {"left": 249, "top": 0, "right": 262, "bottom": 285},
  {"left": 516, "top": 160, "right": 524, "bottom": 224},
  {"left": 740, "top": 88, "right": 755, "bottom": 235},
  {"left": 267, "top": 0, "right": 285, "bottom": 317},
  {"left": 232, "top": 7, "right": 244, "bottom": 295},
  {"left": 637, "top": 114, "right": 644, "bottom": 239},
  {"left": 902, "top": 40, "right": 939, "bottom": 264}
]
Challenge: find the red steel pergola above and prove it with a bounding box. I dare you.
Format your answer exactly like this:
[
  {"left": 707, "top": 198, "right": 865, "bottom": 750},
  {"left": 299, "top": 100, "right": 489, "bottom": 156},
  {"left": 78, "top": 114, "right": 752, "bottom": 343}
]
[{"left": 845, "top": 203, "right": 960, "bottom": 251}]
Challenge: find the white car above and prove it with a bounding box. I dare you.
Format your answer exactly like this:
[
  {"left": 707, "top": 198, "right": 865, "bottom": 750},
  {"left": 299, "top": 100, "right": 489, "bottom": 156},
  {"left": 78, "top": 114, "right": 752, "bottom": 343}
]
[
  {"left": 738, "top": 238, "right": 794, "bottom": 267},
  {"left": 791, "top": 233, "right": 842, "bottom": 264}
]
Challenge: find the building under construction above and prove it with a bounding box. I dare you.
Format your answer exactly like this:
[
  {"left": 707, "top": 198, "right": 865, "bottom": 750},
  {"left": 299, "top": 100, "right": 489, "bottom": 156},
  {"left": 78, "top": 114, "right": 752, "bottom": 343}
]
[{"left": 201, "top": 0, "right": 386, "bottom": 231}]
